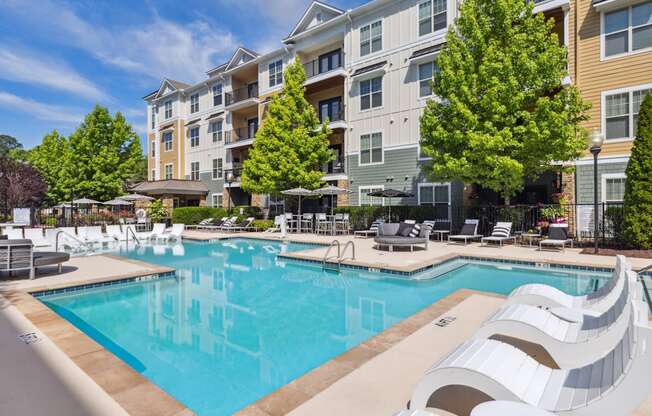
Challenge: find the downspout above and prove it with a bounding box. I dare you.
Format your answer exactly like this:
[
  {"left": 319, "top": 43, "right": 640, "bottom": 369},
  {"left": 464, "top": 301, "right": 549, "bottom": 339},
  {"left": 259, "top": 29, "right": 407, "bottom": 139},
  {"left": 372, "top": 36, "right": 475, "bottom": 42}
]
[{"left": 346, "top": 12, "right": 353, "bottom": 194}]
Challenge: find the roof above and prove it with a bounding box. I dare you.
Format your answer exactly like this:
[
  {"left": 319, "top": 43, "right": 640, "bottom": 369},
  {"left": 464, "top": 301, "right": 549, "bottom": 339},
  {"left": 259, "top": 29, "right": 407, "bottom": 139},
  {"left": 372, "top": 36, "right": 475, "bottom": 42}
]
[
  {"left": 131, "top": 180, "right": 209, "bottom": 195},
  {"left": 167, "top": 79, "right": 191, "bottom": 90},
  {"left": 286, "top": 1, "right": 345, "bottom": 39}
]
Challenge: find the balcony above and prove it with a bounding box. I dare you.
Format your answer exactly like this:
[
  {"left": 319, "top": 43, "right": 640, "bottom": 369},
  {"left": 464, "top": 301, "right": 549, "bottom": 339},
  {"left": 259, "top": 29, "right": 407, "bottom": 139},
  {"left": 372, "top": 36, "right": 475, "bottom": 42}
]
[
  {"left": 224, "top": 165, "right": 243, "bottom": 188},
  {"left": 319, "top": 109, "right": 346, "bottom": 131},
  {"left": 225, "top": 127, "right": 258, "bottom": 149},
  {"left": 303, "top": 50, "right": 347, "bottom": 90},
  {"left": 323, "top": 155, "right": 346, "bottom": 179},
  {"left": 225, "top": 84, "right": 259, "bottom": 111}
]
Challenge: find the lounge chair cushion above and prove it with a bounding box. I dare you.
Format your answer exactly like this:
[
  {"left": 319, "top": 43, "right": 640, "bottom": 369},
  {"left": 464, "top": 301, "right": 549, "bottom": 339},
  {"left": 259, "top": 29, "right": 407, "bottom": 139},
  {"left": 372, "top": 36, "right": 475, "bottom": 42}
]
[
  {"left": 397, "top": 222, "right": 414, "bottom": 237},
  {"left": 459, "top": 223, "right": 476, "bottom": 236},
  {"left": 548, "top": 226, "right": 568, "bottom": 240}
]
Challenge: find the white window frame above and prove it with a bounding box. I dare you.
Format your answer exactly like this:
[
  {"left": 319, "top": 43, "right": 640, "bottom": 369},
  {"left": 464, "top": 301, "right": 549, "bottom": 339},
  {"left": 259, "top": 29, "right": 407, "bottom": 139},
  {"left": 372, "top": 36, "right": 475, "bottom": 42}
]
[
  {"left": 601, "top": 83, "right": 652, "bottom": 142},
  {"left": 358, "top": 185, "right": 385, "bottom": 206},
  {"left": 417, "top": 182, "right": 452, "bottom": 220},
  {"left": 212, "top": 84, "right": 223, "bottom": 107},
  {"left": 359, "top": 132, "right": 384, "bottom": 166},
  {"left": 164, "top": 163, "right": 173, "bottom": 180},
  {"left": 151, "top": 108, "right": 156, "bottom": 129},
  {"left": 190, "top": 93, "right": 200, "bottom": 113},
  {"left": 359, "top": 76, "right": 383, "bottom": 111},
  {"left": 163, "top": 131, "right": 173, "bottom": 152},
  {"left": 212, "top": 158, "right": 223, "bottom": 180},
  {"left": 601, "top": 1, "right": 652, "bottom": 60},
  {"left": 190, "top": 161, "right": 200, "bottom": 181},
  {"left": 164, "top": 100, "right": 172, "bottom": 119},
  {"left": 189, "top": 127, "right": 200, "bottom": 148},
  {"left": 360, "top": 19, "right": 383, "bottom": 57},
  {"left": 601, "top": 173, "right": 627, "bottom": 203},
  {"left": 268, "top": 59, "right": 283, "bottom": 88},
  {"left": 211, "top": 193, "right": 223, "bottom": 208},
  {"left": 418, "top": 0, "right": 448, "bottom": 38},
  {"left": 151, "top": 140, "right": 156, "bottom": 158},
  {"left": 151, "top": 169, "right": 156, "bottom": 181},
  {"left": 211, "top": 120, "right": 223, "bottom": 143},
  {"left": 418, "top": 61, "right": 439, "bottom": 98}
]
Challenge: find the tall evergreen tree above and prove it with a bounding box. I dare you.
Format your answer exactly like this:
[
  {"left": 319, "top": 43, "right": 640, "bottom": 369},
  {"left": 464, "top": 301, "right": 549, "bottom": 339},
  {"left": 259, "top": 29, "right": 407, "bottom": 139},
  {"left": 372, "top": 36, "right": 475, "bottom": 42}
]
[
  {"left": 623, "top": 93, "right": 652, "bottom": 249},
  {"left": 241, "top": 58, "right": 333, "bottom": 194},
  {"left": 420, "top": 0, "right": 589, "bottom": 202}
]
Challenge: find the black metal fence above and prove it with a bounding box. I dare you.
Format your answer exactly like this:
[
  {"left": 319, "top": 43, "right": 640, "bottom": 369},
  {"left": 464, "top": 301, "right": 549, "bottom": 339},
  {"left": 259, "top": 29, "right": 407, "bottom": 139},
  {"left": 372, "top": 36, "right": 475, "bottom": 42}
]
[{"left": 26, "top": 206, "right": 138, "bottom": 228}]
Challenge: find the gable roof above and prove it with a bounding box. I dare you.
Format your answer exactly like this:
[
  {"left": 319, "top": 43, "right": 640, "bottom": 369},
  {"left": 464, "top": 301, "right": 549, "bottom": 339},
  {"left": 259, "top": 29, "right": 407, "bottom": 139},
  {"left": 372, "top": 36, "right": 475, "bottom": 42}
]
[
  {"left": 147, "top": 78, "right": 191, "bottom": 100},
  {"left": 287, "top": 1, "right": 345, "bottom": 39},
  {"left": 225, "top": 46, "right": 260, "bottom": 71}
]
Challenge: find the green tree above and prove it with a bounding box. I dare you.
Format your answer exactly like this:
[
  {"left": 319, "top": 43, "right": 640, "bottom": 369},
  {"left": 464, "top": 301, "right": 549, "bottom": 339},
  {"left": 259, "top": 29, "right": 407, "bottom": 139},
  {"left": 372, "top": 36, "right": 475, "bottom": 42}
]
[
  {"left": 0, "top": 134, "right": 22, "bottom": 158},
  {"left": 29, "top": 106, "right": 145, "bottom": 203},
  {"left": 241, "top": 58, "right": 333, "bottom": 194},
  {"left": 420, "top": 0, "right": 589, "bottom": 203},
  {"left": 623, "top": 93, "right": 652, "bottom": 249}
]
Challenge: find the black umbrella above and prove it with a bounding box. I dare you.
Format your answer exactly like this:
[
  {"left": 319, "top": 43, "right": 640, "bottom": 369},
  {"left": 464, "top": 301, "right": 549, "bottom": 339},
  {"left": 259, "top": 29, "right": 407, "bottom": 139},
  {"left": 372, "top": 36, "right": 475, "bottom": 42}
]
[{"left": 367, "top": 189, "right": 414, "bottom": 222}]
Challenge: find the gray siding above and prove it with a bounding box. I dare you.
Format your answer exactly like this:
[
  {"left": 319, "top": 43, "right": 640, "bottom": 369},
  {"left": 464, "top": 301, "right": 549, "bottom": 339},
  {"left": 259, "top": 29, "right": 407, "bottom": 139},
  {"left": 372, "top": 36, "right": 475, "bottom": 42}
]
[
  {"left": 347, "top": 146, "right": 464, "bottom": 209},
  {"left": 576, "top": 161, "right": 628, "bottom": 204},
  {"left": 200, "top": 172, "right": 224, "bottom": 205}
]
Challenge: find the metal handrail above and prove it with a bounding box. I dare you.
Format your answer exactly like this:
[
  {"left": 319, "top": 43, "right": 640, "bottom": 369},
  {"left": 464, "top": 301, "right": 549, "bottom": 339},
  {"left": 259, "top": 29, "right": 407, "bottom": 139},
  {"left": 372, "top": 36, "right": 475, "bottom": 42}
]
[
  {"left": 125, "top": 226, "right": 141, "bottom": 251},
  {"left": 340, "top": 241, "right": 355, "bottom": 262},
  {"left": 638, "top": 263, "right": 652, "bottom": 275},
  {"left": 55, "top": 230, "right": 90, "bottom": 252},
  {"left": 322, "top": 240, "right": 341, "bottom": 269},
  {"left": 637, "top": 263, "right": 652, "bottom": 315}
]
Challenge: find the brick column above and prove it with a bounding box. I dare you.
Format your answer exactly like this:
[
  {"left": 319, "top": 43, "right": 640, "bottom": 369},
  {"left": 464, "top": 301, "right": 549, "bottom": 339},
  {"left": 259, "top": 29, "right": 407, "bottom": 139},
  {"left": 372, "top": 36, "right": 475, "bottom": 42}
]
[{"left": 337, "top": 180, "right": 349, "bottom": 206}]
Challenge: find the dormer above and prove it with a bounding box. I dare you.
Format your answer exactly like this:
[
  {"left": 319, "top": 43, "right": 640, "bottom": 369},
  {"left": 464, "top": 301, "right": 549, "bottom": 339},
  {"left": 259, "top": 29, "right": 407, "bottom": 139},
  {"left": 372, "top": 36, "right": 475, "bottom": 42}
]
[
  {"left": 151, "top": 78, "right": 190, "bottom": 100},
  {"left": 286, "top": 1, "right": 345, "bottom": 40},
  {"left": 225, "top": 47, "right": 260, "bottom": 71}
]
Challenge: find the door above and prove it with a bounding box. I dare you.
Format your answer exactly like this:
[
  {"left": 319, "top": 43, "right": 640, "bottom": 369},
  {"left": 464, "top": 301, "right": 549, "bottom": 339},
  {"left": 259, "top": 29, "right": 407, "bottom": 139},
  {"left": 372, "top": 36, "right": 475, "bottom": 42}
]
[
  {"left": 247, "top": 82, "right": 258, "bottom": 98},
  {"left": 318, "top": 49, "right": 342, "bottom": 74},
  {"left": 319, "top": 97, "right": 342, "bottom": 123},
  {"left": 248, "top": 118, "right": 259, "bottom": 139}
]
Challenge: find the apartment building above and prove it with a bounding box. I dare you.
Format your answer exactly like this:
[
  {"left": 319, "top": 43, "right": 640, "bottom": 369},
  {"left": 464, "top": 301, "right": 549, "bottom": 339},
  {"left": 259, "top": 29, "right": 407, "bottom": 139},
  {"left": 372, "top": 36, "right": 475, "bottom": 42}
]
[{"left": 143, "top": 0, "right": 652, "bottom": 222}]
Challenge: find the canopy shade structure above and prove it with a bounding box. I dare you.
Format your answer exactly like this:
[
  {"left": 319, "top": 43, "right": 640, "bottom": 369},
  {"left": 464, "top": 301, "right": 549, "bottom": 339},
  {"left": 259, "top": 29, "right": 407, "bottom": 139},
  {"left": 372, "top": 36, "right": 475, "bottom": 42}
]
[
  {"left": 315, "top": 185, "right": 348, "bottom": 216},
  {"left": 103, "top": 199, "right": 133, "bottom": 206},
  {"left": 281, "top": 188, "right": 316, "bottom": 224},
  {"left": 72, "top": 198, "right": 102, "bottom": 205},
  {"left": 366, "top": 189, "right": 415, "bottom": 221},
  {"left": 119, "top": 193, "right": 155, "bottom": 201}
]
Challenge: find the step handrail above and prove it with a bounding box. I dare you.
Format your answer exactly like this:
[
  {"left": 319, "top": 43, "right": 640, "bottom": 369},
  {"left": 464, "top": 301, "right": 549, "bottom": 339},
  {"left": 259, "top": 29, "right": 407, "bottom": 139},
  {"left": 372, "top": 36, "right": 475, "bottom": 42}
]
[
  {"left": 639, "top": 263, "right": 652, "bottom": 275},
  {"left": 340, "top": 240, "right": 355, "bottom": 262},
  {"left": 55, "top": 230, "right": 90, "bottom": 252},
  {"left": 323, "top": 240, "right": 341, "bottom": 269},
  {"left": 637, "top": 263, "right": 652, "bottom": 315},
  {"left": 125, "top": 226, "right": 141, "bottom": 251}
]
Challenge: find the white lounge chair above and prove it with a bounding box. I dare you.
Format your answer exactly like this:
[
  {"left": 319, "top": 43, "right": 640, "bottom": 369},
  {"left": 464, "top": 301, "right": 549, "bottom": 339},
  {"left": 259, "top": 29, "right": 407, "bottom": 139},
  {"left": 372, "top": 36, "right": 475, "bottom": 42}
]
[
  {"left": 136, "top": 223, "right": 166, "bottom": 240},
  {"left": 23, "top": 228, "right": 52, "bottom": 248},
  {"left": 481, "top": 222, "right": 515, "bottom": 247},
  {"left": 506, "top": 255, "right": 630, "bottom": 318},
  {"left": 83, "top": 226, "right": 117, "bottom": 246},
  {"left": 264, "top": 216, "right": 284, "bottom": 233},
  {"left": 186, "top": 218, "right": 214, "bottom": 230},
  {"left": 6, "top": 228, "right": 23, "bottom": 240},
  {"left": 222, "top": 217, "right": 256, "bottom": 232},
  {"left": 158, "top": 224, "right": 184, "bottom": 243},
  {"left": 408, "top": 304, "right": 652, "bottom": 416},
  {"left": 105, "top": 225, "right": 124, "bottom": 241},
  {"left": 217, "top": 217, "right": 238, "bottom": 231},
  {"left": 448, "top": 219, "right": 482, "bottom": 245},
  {"left": 202, "top": 217, "right": 229, "bottom": 231},
  {"left": 540, "top": 224, "right": 573, "bottom": 252},
  {"left": 474, "top": 270, "right": 636, "bottom": 368}
]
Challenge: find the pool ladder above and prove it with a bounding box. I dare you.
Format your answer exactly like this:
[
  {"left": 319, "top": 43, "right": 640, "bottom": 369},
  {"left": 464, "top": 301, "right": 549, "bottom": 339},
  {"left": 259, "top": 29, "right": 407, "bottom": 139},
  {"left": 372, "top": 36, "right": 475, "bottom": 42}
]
[
  {"left": 638, "top": 263, "right": 652, "bottom": 315},
  {"left": 322, "top": 240, "right": 355, "bottom": 272}
]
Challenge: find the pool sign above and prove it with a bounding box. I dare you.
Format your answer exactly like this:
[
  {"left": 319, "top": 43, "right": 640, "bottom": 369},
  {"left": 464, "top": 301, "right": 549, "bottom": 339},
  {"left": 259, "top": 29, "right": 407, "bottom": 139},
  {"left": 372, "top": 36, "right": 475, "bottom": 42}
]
[{"left": 13, "top": 208, "right": 31, "bottom": 225}]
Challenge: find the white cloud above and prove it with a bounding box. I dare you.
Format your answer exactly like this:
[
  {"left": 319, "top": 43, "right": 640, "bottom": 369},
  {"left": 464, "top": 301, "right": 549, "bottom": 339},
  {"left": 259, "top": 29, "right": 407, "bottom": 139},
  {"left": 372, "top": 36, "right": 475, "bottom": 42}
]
[
  {"left": 0, "top": 46, "right": 110, "bottom": 102},
  {"left": 220, "top": 0, "right": 310, "bottom": 31},
  {"left": 2, "top": 0, "right": 237, "bottom": 83},
  {"left": 0, "top": 92, "right": 84, "bottom": 124}
]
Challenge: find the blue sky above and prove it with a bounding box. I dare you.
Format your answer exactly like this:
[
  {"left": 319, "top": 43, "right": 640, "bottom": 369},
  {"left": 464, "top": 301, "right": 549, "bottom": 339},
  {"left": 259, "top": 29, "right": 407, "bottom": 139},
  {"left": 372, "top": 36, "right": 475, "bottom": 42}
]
[{"left": 0, "top": 0, "right": 365, "bottom": 150}]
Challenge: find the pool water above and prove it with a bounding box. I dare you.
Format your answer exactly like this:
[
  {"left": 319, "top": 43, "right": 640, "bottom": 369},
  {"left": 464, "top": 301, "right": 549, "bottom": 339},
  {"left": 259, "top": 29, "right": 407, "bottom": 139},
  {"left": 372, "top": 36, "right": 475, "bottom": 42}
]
[{"left": 40, "top": 239, "right": 609, "bottom": 415}]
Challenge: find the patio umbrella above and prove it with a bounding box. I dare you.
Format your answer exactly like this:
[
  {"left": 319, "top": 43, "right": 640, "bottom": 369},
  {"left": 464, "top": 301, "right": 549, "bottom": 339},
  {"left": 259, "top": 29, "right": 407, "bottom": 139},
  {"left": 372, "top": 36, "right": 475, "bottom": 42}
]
[
  {"left": 315, "top": 185, "right": 348, "bottom": 216},
  {"left": 72, "top": 198, "right": 102, "bottom": 205},
  {"left": 103, "top": 199, "right": 133, "bottom": 206},
  {"left": 366, "top": 189, "right": 415, "bottom": 221},
  {"left": 119, "top": 193, "right": 155, "bottom": 201},
  {"left": 281, "top": 188, "right": 316, "bottom": 221}
]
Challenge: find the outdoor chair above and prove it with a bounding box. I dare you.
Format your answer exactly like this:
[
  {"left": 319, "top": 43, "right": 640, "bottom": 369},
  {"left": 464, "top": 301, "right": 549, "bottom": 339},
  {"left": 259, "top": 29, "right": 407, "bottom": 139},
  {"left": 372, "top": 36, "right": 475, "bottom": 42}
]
[
  {"left": 354, "top": 218, "right": 385, "bottom": 238},
  {"left": 448, "top": 219, "right": 482, "bottom": 245},
  {"left": 201, "top": 217, "right": 228, "bottom": 231},
  {"left": 284, "top": 213, "right": 298, "bottom": 233},
  {"left": 480, "top": 222, "right": 515, "bottom": 247},
  {"left": 5, "top": 228, "right": 23, "bottom": 240},
  {"left": 423, "top": 220, "right": 451, "bottom": 241},
  {"left": 217, "top": 217, "right": 238, "bottom": 231},
  {"left": 315, "top": 213, "right": 331, "bottom": 235},
  {"left": 300, "top": 213, "right": 313, "bottom": 233},
  {"left": 222, "top": 217, "right": 256, "bottom": 233},
  {"left": 374, "top": 222, "right": 430, "bottom": 252},
  {"left": 335, "top": 213, "right": 350, "bottom": 235},
  {"left": 23, "top": 228, "right": 52, "bottom": 248},
  {"left": 187, "top": 218, "right": 214, "bottom": 230},
  {"left": 539, "top": 223, "right": 573, "bottom": 252},
  {"left": 157, "top": 224, "right": 185, "bottom": 243},
  {"left": 83, "top": 226, "right": 117, "bottom": 246},
  {"left": 136, "top": 223, "right": 166, "bottom": 240},
  {"left": 264, "top": 216, "right": 283, "bottom": 233}
]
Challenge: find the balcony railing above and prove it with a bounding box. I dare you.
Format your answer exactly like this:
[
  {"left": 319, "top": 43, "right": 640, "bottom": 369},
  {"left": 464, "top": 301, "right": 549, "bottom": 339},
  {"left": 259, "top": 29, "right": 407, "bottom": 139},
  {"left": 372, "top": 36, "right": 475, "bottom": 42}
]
[
  {"left": 303, "top": 51, "right": 344, "bottom": 79},
  {"left": 224, "top": 165, "right": 243, "bottom": 183},
  {"left": 319, "top": 109, "right": 345, "bottom": 125},
  {"left": 225, "top": 84, "right": 259, "bottom": 107},
  {"left": 224, "top": 127, "right": 258, "bottom": 145},
  {"left": 324, "top": 155, "right": 345, "bottom": 175}
]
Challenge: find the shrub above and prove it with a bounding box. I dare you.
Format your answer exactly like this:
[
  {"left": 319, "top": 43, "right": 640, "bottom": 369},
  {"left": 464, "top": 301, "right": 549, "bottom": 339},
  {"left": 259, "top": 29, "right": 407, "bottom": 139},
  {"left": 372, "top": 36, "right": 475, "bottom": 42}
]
[
  {"left": 624, "top": 93, "right": 652, "bottom": 249},
  {"left": 252, "top": 219, "right": 274, "bottom": 231},
  {"left": 604, "top": 205, "right": 625, "bottom": 243},
  {"left": 231, "top": 205, "right": 263, "bottom": 219},
  {"left": 172, "top": 207, "right": 228, "bottom": 225},
  {"left": 147, "top": 200, "right": 169, "bottom": 222}
]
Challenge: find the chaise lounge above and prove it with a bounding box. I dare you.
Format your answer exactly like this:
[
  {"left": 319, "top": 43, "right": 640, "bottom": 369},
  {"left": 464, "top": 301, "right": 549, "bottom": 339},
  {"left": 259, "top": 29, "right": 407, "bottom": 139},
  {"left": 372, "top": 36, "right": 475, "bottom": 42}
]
[{"left": 374, "top": 222, "right": 430, "bottom": 252}]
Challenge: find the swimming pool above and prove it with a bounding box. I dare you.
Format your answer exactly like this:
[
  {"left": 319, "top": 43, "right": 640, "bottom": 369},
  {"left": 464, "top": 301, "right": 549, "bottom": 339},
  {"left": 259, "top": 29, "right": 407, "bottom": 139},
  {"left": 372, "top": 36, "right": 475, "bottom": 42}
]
[{"left": 39, "top": 238, "right": 610, "bottom": 415}]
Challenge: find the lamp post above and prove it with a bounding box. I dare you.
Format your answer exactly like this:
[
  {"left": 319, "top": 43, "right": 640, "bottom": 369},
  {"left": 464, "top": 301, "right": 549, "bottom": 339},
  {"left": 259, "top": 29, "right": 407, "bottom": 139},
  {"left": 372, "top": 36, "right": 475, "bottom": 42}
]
[
  {"left": 226, "top": 172, "right": 234, "bottom": 212},
  {"left": 0, "top": 171, "right": 6, "bottom": 221},
  {"left": 589, "top": 129, "right": 604, "bottom": 254}
]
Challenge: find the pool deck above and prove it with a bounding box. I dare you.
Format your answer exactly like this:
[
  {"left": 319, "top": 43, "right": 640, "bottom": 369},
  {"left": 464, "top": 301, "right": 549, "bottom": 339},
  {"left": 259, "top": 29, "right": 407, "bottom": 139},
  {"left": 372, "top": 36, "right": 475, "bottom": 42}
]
[{"left": 1, "top": 232, "right": 651, "bottom": 415}]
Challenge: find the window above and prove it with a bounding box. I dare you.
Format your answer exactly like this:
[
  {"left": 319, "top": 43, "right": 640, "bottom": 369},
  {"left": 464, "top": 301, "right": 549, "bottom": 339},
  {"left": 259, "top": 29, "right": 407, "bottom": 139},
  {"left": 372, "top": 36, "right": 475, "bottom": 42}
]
[
  {"left": 419, "top": 0, "right": 447, "bottom": 37},
  {"left": 165, "top": 163, "right": 173, "bottom": 179},
  {"left": 269, "top": 59, "right": 283, "bottom": 87},
  {"left": 359, "top": 185, "right": 384, "bottom": 206},
  {"left": 603, "top": 174, "right": 626, "bottom": 203},
  {"left": 319, "top": 49, "right": 342, "bottom": 73},
  {"left": 151, "top": 108, "right": 156, "bottom": 129},
  {"left": 360, "top": 132, "right": 383, "bottom": 165},
  {"left": 212, "top": 84, "right": 223, "bottom": 106},
  {"left": 211, "top": 120, "right": 223, "bottom": 142},
  {"left": 211, "top": 193, "right": 223, "bottom": 208},
  {"left": 190, "top": 161, "right": 200, "bottom": 181},
  {"left": 164, "top": 100, "right": 172, "bottom": 119},
  {"left": 163, "top": 131, "right": 173, "bottom": 151},
  {"left": 189, "top": 127, "right": 199, "bottom": 148},
  {"left": 603, "top": 1, "right": 652, "bottom": 58},
  {"left": 604, "top": 86, "right": 652, "bottom": 140},
  {"left": 418, "top": 61, "right": 439, "bottom": 97},
  {"left": 190, "top": 93, "right": 199, "bottom": 113},
  {"left": 212, "top": 158, "right": 223, "bottom": 180},
  {"left": 360, "top": 20, "right": 382, "bottom": 56},
  {"left": 151, "top": 169, "right": 156, "bottom": 181},
  {"left": 418, "top": 182, "right": 451, "bottom": 219},
  {"left": 360, "top": 76, "right": 382, "bottom": 110},
  {"left": 319, "top": 97, "right": 343, "bottom": 123},
  {"left": 151, "top": 140, "right": 156, "bottom": 158}
]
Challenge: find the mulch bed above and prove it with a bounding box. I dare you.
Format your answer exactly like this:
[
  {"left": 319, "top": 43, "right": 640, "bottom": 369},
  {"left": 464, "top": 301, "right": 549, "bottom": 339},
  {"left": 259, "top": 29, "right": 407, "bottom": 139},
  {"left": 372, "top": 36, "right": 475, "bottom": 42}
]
[{"left": 580, "top": 247, "right": 652, "bottom": 259}]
